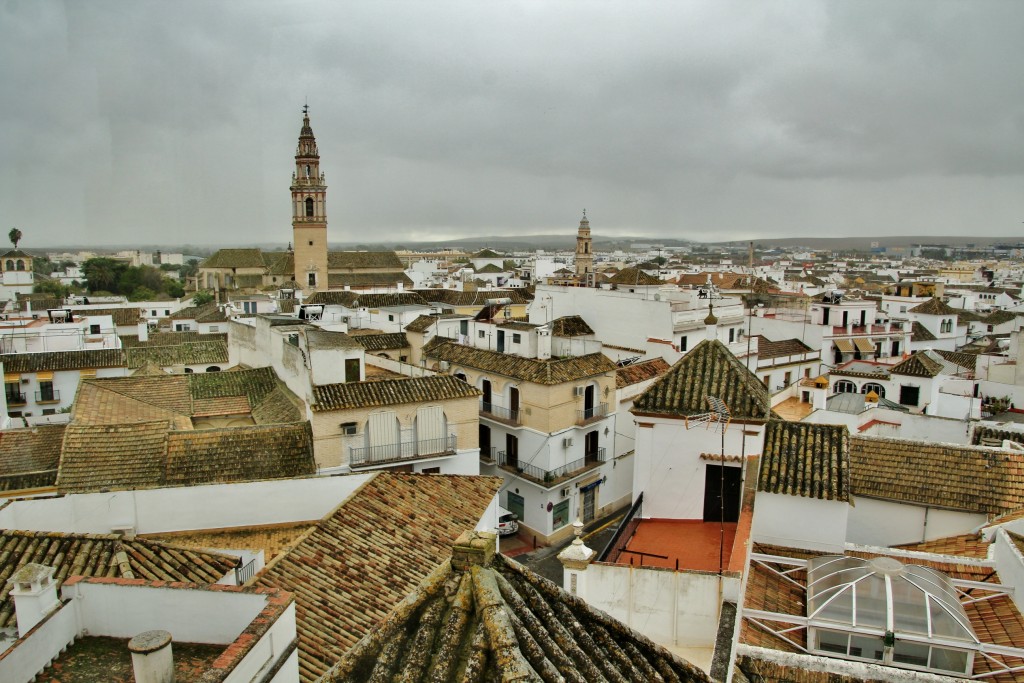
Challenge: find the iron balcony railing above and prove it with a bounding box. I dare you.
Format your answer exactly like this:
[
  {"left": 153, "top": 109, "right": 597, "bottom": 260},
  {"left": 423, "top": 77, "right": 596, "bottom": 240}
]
[
  {"left": 480, "top": 401, "right": 521, "bottom": 425},
  {"left": 349, "top": 434, "right": 457, "bottom": 468},
  {"left": 576, "top": 402, "right": 608, "bottom": 424},
  {"left": 35, "top": 389, "right": 60, "bottom": 403},
  {"left": 497, "top": 450, "right": 591, "bottom": 487},
  {"left": 235, "top": 558, "right": 257, "bottom": 585},
  {"left": 586, "top": 447, "right": 608, "bottom": 463},
  {"left": 480, "top": 446, "right": 496, "bottom": 464},
  {"left": 598, "top": 492, "right": 644, "bottom": 563},
  {"left": 5, "top": 391, "right": 26, "bottom": 405}
]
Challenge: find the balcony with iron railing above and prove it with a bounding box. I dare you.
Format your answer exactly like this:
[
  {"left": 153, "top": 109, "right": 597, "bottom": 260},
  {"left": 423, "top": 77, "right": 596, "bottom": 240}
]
[
  {"left": 496, "top": 449, "right": 602, "bottom": 488},
  {"left": 480, "top": 400, "right": 521, "bottom": 425},
  {"left": 349, "top": 433, "right": 457, "bottom": 469},
  {"left": 5, "top": 391, "right": 26, "bottom": 406},
  {"left": 480, "top": 446, "right": 496, "bottom": 465},
  {"left": 576, "top": 402, "right": 609, "bottom": 425},
  {"left": 35, "top": 389, "right": 60, "bottom": 403}
]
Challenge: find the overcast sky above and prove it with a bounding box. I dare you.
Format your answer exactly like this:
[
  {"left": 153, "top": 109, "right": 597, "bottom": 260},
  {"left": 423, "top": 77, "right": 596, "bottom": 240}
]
[{"left": 1, "top": 1, "right": 1022, "bottom": 248}]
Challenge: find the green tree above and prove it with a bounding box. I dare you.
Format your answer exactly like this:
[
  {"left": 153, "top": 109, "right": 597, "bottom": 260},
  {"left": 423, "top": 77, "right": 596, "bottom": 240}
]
[
  {"left": 83, "top": 258, "right": 125, "bottom": 293},
  {"left": 8, "top": 228, "right": 22, "bottom": 250},
  {"left": 181, "top": 259, "right": 200, "bottom": 278},
  {"left": 129, "top": 286, "right": 158, "bottom": 302},
  {"left": 34, "top": 279, "right": 70, "bottom": 299},
  {"left": 164, "top": 279, "right": 185, "bottom": 298},
  {"left": 192, "top": 291, "right": 214, "bottom": 306}
]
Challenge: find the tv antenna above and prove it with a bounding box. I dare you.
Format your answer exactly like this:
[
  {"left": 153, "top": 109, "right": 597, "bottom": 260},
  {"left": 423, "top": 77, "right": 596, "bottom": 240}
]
[{"left": 684, "top": 394, "right": 731, "bottom": 431}]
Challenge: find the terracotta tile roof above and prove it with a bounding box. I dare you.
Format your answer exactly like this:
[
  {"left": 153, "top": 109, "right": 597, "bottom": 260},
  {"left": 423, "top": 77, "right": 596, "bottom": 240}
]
[
  {"left": 984, "top": 310, "right": 1019, "bottom": 325},
  {"left": 255, "top": 472, "right": 502, "bottom": 682},
  {"left": 609, "top": 266, "right": 662, "bottom": 285},
  {"left": 73, "top": 379, "right": 192, "bottom": 425},
  {"left": 632, "top": 339, "right": 776, "bottom": 421},
  {"left": 349, "top": 292, "right": 428, "bottom": 308},
  {"left": 201, "top": 248, "right": 268, "bottom": 269},
  {"left": 414, "top": 288, "right": 533, "bottom": 306},
  {"left": 615, "top": 357, "right": 671, "bottom": 388},
  {"left": 321, "top": 534, "right": 713, "bottom": 683},
  {"left": 404, "top": 313, "right": 466, "bottom": 333},
  {"left": 327, "top": 250, "right": 404, "bottom": 270},
  {"left": 496, "top": 320, "right": 538, "bottom": 331},
  {"left": 0, "top": 530, "right": 238, "bottom": 629},
  {"left": 473, "top": 248, "right": 502, "bottom": 258},
  {"left": 425, "top": 340, "right": 617, "bottom": 385},
  {"left": 144, "top": 523, "right": 314, "bottom": 563},
  {"left": 263, "top": 250, "right": 294, "bottom": 275},
  {"left": 893, "top": 532, "right": 990, "bottom": 558},
  {"left": 312, "top": 376, "right": 480, "bottom": 411},
  {"left": 351, "top": 332, "right": 409, "bottom": 351},
  {"left": 973, "top": 425, "right": 1024, "bottom": 448},
  {"left": 0, "top": 348, "right": 124, "bottom": 373},
  {"left": 909, "top": 296, "right": 960, "bottom": 315},
  {"left": 849, "top": 435, "right": 1024, "bottom": 515},
  {"left": 550, "top": 314, "right": 595, "bottom": 336},
  {"left": 304, "top": 328, "right": 363, "bottom": 351},
  {"left": 756, "top": 336, "right": 814, "bottom": 360},
  {"left": 192, "top": 395, "right": 251, "bottom": 416},
  {"left": 124, "top": 340, "right": 228, "bottom": 368},
  {"left": 250, "top": 385, "right": 305, "bottom": 424},
  {"left": 910, "top": 320, "right": 936, "bottom": 341},
  {"left": 305, "top": 291, "right": 359, "bottom": 307},
  {"left": 759, "top": 422, "right": 850, "bottom": 501},
  {"left": 474, "top": 262, "right": 504, "bottom": 273},
  {"left": 168, "top": 301, "right": 227, "bottom": 323},
  {"left": 890, "top": 349, "right": 944, "bottom": 377},
  {"left": 327, "top": 271, "right": 414, "bottom": 288},
  {"left": 121, "top": 331, "right": 228, "bottom": 347},
  {"left": 163, "top": 423, "right": 315, "bottom": 487},
  {"left": 0, "top": 424, "right": 65, "bottom": 492},
  {"left": 72, "top": 306, "right": 143, "bottom": 326},
  {"left": 936, "top": 348, "right": 978, "bottom": 371},
  {"left": 57, "top": 421, "right": 171, "bottom": 492}
]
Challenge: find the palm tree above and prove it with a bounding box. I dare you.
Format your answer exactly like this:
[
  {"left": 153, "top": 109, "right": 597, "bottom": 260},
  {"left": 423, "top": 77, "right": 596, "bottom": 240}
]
[{"left": 8, "top": 228, "right": 22, "bottom": 250}]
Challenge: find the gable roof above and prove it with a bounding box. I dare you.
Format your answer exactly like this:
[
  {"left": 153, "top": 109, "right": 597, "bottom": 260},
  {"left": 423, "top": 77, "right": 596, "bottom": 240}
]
[
  {"left": 616, "top": 358, "right": 671, "bottom": 388},
  {"left": 404, "top": 313, "right": 467, "bottom": 333},
  {"left": 0, "top": 424, "right": 65, "bottom": 492},
  {"left": 312, "top": 376, "right": 480, "bottom": 412},
  {"left": 425, "top": 340, "right": 616, "bottom": 385},
  {"left": 910, "top": 320, "right": 936, "bottom": 341},
  {"left": 327, "top": 250, "right": 404, "bottom": 270},
  {"left": 0, "top": 348, "right": 124, "bottom": 373},
  {"left": 72, "top": 306, "right": 143, "bottom": 326},
  {"left": 759, "top": 422, "right": 850, "bottom": 501},
  {"left": 909, "top": 296, "right": 959, "bottom": 316},
  {"left": 849, "top": 435, "right": 1024, "bottom": 515},
  {"left": 609, "top": 267, "right": 662, "bottom": 286},
  {"left": 327, "top": 271, "right": 414, "bottom": 289},
  {"left": 350, "top": 292, "right": 428, "bottom": 308},
  {"left": 321, "top": 534, "right": 712, "bottom": 683},
  {"left": 413, "top": 288, "right": 533, "bottom": 306},
  {"left": 305, "top": 290, "right": 359, "bottom": 307},
  {"left": 550, "top": 314, "right": 595, "bottom": 337},
  {"left": 255, "top": 473, "right": 502, "bottom": 682},
  {"left": 475, "top": 263, "right": 504, "bottom": 273},
  {"left": 350, "top": 332, "right": 409, "bottom": 352},
  {"left": 473, "top": 248, "right": 502, "bottom": 258},
  {"left": 632, "top": 339, "right": 776, "bottom": 421},
  {"left": 124, "top": 340, "right": 228, "bottom": 368},
  {"left": 0, "top": 530, "right": 238, "bottom": 630},
  {"left": 201, "top": 248, "right": 268, "bottom": 269},
  {"left": 890, "top": 349, "right": 945, "bottom": 377},
  {"left": 756, "top": 336, "right": 814, "bottom": 360}
]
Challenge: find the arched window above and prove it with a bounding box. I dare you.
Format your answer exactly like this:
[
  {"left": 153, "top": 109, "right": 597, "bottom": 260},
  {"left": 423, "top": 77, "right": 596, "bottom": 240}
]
[
  {"left": 4, "top": 260, "right": 12, "bottom": 270},
  {"left": 835, "top": 380, "right": 857, "bottom": 393},
  {"left": 15, "top": 260, "right": 24, "bottom": 271},
  {"left": 305, "top": 164, "right": 311, "bottom": 178},
  {"left": 206, "top": 366, "right": 221, "bottom": 372},
  {"left": 862, "top": 382, "right": 886, "bottom": 398},
  {"left": 305, "top": 197, "right": 314, "bottom": 216}
]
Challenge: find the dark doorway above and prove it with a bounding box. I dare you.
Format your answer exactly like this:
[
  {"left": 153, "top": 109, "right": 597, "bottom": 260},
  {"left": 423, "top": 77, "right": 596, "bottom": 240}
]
[
  {"left": 505, "top": 433, "right": 519, "bottom": 469},
  {"left": 497, "top": 330, "right": 505, "bottom": 353},
  {"left": 479, "top": 424, "right": 491, "bottom": 461},
  {"left": 345, "top": 358, "right": 360, "bottom": 383},
  {"left": 581, "top": 481, "right": 599, "bottom": 523},
  {"left": 584, "top": 430, "right": 599, "bottom": 464},
  {"left": 703, "top": 464, "right": 741, "bottom": 523},
  {"left": 583, "top": 384, "right": 595, "bottom": 418},
  {"left": 508, "top": 387, "right": 520, "bottom": 421},
  {"left": 481, "top": 379, "right": 492, "bottom": 410}
]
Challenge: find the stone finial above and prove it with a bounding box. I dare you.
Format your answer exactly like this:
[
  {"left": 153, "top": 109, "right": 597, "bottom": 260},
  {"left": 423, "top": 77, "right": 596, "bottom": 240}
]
[
  {"left": 704, "top": 303, "right": 718, "bottom": 325},
  {"left": 451, "top": 530, "right": 497, "bottom": 572},
  {"left": 558, "top": 519, "right": 595, "bottom": 571}
]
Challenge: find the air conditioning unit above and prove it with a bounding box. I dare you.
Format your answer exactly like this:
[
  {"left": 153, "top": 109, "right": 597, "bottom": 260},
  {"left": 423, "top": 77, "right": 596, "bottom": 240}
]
[
  {"left": 560, "top": 487, "right": 570, "bottom": 498},
  {"left": 562, "top": 437, "right": 574, "bottom": 448},
  {"left": 573, "top": 386, "right": 585, "bottom": 397}
]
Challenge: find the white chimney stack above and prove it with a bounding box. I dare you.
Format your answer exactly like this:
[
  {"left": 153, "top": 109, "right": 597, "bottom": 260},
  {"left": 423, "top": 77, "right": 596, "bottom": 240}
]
[
  {"left": 138, "top": 320, "right": 149, "bottom": 343},
  {"left": 129, "top": 630, "right": 174, "bottom": 683},
  {"left": 7, "top": 563, "right": 60, "bottom": 637},
  {"left": 558, "top": 519, "right": 595, "bottom": 599}
]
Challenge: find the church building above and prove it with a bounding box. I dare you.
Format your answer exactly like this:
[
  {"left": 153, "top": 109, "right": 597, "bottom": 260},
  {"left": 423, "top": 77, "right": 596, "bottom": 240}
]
[{"left": 198, "top": 108, "right": 410, "bottom": 294}]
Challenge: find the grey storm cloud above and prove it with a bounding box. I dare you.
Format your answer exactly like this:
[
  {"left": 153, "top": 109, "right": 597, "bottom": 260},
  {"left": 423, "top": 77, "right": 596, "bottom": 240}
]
[{"left": 1, "top": 0, "right": 1022, "bottom": 248}]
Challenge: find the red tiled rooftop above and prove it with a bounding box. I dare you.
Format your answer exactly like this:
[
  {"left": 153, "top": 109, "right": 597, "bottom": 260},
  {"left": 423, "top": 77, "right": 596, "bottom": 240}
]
[{"left": 619, "top": 519, "right": 737, "bottom": 572}]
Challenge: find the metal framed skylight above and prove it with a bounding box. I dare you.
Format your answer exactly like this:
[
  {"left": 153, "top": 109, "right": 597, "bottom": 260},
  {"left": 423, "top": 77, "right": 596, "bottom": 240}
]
[{"left": 806, "top": 555, "right": 977, "bottom": 675}]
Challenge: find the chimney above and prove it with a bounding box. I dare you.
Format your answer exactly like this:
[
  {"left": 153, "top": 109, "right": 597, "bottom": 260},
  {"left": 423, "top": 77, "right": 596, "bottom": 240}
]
[
  {"left": 129, "top": 630, "right": 174, "bottom": 683},
  {"left": 704, "top": 303, "right": 719, "bottom": 341},
  {"left": 138, "top": 320, "right": 149, "bottom": 343},
  {"left": 7, "top": 563, "right": 60, "bottom": 637},
  {"left": 537, "top": 327, "right": 552, "bottom": 360},
  {"left": 558, "top": 520, "right": 595, "bottom": 599},
  {"left": 451, "top": 530, "right": 496, "bottom": 572}
]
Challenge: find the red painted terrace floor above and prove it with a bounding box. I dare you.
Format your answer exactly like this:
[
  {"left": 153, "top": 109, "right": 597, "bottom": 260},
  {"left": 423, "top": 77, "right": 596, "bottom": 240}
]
[{"left": 620, "top": 519, "right": 737, "bottom": 572}]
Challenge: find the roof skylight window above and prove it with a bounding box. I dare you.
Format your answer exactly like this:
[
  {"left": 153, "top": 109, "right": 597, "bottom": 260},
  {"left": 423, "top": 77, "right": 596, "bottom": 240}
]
[{"left": 806, "top": 555, "right": 977, "bottom": 675}]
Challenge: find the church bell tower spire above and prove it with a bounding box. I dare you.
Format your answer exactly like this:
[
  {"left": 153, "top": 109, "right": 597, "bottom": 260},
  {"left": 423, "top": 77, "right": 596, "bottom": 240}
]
[{"left": 291, "top": 105, "right": 329, "bottom": 291}]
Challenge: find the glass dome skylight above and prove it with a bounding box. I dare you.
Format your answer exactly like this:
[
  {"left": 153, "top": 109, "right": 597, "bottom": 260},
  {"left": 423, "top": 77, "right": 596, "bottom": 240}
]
[{"left": 806, "top": 555, "right": 977, "bottom": 675}]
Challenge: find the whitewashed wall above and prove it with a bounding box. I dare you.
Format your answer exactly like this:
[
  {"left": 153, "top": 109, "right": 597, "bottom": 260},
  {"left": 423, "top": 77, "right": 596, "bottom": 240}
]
[
  {"left": 751, "top": 493, "right": 848, "bottom": 552},
  {"left": 846, "top": 497, "right": 986, "bottom": 547}
]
